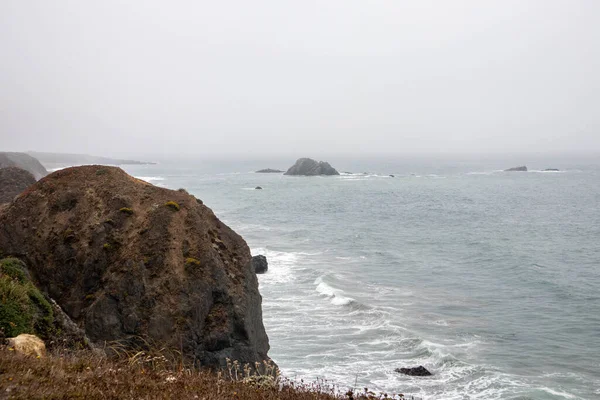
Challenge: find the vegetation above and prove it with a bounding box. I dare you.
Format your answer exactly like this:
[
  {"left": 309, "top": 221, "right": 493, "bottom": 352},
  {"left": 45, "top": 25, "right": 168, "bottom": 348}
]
[
  {"left": 0, "top": 258, "right": 54, "bottom": 339},
  {"left": 185, "top": 257, "right": 201, "bottom": 267},
  {"left": 103, "top": 243, "right": 112, "bottom": 250},
  {"left": 165, "top": 201, "right": 181, "bottom": 211},
  {"left": 0, "top": 348, "right": 413, "bottom": 400},
  {"left": 119, "top": 207, "right": 134, "bottom": 215}
]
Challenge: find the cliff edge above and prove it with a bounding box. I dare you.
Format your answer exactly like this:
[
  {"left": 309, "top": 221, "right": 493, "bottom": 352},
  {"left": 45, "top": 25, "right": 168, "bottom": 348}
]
[
  {"left": 0, "top": 152, "right": 48, "bottom": 180},
  {"left": 0, "top": 165, "right": 270, "bottom": 367}
]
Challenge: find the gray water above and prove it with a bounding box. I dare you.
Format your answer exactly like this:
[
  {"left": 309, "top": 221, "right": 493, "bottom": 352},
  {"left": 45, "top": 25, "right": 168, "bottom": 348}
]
[{"left": 113, "top": 155, "right": 599, "bottom": 399}]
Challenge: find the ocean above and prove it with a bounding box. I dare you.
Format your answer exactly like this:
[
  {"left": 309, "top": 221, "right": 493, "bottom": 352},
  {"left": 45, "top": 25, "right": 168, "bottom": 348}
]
[{"left": 88, "top": 155, "right": 598, "bottom": 399}]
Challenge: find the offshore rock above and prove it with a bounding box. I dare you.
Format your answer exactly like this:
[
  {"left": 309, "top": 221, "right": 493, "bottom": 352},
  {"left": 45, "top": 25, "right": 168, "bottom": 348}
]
[
  {"left": 505, "top": 166, "right": 528, "bottom": 172},
  {"left": 251, "top": 255, "right": 268, "bottom": 274},
  {"left": 0, "top": 167, "right": 36, "bottom": 204},
  {"left": 0, "top": 165, "right": 271, "bottom": 368},
  {"left": 255, "top": 169, "right": 283, "bottom": 173},
  {"left": 395, "top": 366, "right": 432, "bottom": 376},
  {"left": 284, "top": 158, "right": 339, "bottom": 176}
]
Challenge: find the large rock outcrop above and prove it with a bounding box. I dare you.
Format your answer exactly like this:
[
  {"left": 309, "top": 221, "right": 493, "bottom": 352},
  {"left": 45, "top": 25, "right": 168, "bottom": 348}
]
[
  {"left": 284, "top": 158, "right": 339, "bottom": 176},
  {"left": 0, "top": 167, "right": 36, "bottom": 204},
  {"left": 0, "top": 152, "right": 47, "bottom": 180},
  {"left": 0, "top": 166, "right": 270, "bottom": 367}
]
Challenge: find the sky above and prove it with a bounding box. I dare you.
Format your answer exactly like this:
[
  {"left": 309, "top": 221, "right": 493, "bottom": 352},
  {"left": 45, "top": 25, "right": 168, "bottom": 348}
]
[{"left": 0, "top": 1, "right": 598, "bottom": 158}]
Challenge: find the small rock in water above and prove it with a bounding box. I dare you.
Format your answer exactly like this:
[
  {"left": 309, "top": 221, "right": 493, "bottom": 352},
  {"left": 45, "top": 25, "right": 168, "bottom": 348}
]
[
  {"left": 395, "top": 366, "right": 432, "bottom": 376},
  {"left": 389, "top": 174, "right": 395, "bottom": 177},
  {"left": 251, "top": 255, "right": 268, "bottom": 274},
  {"left": 255, "top": 186, "right": 263, "bottom": 190}
]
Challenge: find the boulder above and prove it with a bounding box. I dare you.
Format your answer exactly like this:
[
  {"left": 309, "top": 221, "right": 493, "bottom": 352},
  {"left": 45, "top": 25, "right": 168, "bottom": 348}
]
[
  {"left": 395, "top": 366, "right": 432, "bottom": 376},
  {"left": 284, "top": 158, "right": 339, "bottom": 176},
  {"left": 0, "top": 166, "right": 271, "bottom": 368},
  {"left": 505, "top": 166, "right": 528, "bottom": 172},
  {"left": 6, "top": 334, "right": 46, "bottom": 357},
  {"left": 0, "top": 152, "right": 47, "bottom": 180},
  {"left": 255, "top": 169, "right": 283, "bottom": 173},
  {"left": 0, "top": 167, "right": 36, "bottom": 204},
  {"left": 251, "top": 255, "right": 268, "bottom": 274},
  {"left": 255, "top": 186, "right": 263, "bottom": 190}
]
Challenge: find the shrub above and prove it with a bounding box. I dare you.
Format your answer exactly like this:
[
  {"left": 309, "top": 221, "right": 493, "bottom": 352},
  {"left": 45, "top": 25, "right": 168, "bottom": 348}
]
[
  {"left": 0, "top": 257, "right": 29, "bottom": 283},
  {"left": 119, "top": 207, "right": 134, "bottom": 215},
  {"left": 165, "top": 201, "right": 180, "bottom": 211},
  {"left": 0, "top": 258, "right": 54, "bottom": 339}
]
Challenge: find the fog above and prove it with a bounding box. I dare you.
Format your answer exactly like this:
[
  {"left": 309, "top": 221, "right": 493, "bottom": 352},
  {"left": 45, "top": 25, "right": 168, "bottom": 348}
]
[{"left": 1, "top": 1, "right": 598, "bottom": 158}]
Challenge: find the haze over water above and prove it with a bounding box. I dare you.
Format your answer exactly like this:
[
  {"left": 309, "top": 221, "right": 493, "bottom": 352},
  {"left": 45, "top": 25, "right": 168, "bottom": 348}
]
[{"left": 105, "top": 154, "right": 600, "bottom": 400}]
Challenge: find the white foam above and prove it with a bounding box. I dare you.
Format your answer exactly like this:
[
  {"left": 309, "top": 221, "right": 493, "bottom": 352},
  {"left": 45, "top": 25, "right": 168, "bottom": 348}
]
[
  {"left": 251, "top": 247, "right": 299, "bottom": 284},
  {"left": 135, "top": 176, "right": 165, "bottom": 182},
  {"left": 538, "top": 387, "right": 578, "bottom": 399}
]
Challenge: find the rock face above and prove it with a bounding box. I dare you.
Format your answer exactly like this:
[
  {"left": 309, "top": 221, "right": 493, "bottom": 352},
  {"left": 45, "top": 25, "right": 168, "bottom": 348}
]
[
  {"left": 251, "top": 255, "right": 268, "bottom": 274},
  {"left": 505, "top": 166, "right": 528, "bottom": 172},
  {"left": 0, "top": 167, "right": 36, "bottom": 204},
  {"left": 395, "top": 366, "right": 432, "bottom": 376},
  {"left": 0, "top": 152, "right": 48, "bottom": 180},
  {"left": 255, "top": 169, "right": 283, "bottom": 173},
  {"left": 284, "top": 158, "right": 339, "bottom": 176},
  {"left": 0, "top": 166, "right": 270, "bottom": 367}
]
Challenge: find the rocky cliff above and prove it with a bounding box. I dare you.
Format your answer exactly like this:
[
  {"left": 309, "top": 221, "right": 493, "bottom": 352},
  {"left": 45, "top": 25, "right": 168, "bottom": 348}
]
[
  {"left": 0, "top": 167, "right": 36, "bottom": 204},
  {"left": 0, "top": 152, "right": 48, "bottom": 180},
  {"left": 0, "top": 166, "right": 270, "bottom": 367},
  {"left": 284, "top": 158, "right": 339, "bottom": 176}
]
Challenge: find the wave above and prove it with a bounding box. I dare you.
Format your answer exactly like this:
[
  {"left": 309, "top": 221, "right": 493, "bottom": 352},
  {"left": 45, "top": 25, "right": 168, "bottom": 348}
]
[
  {"left": 314, "top": 276, "right": 361, "bottom": 308},
  {"left": 135, "top": 176, "right": 165, "bottom": 182}
]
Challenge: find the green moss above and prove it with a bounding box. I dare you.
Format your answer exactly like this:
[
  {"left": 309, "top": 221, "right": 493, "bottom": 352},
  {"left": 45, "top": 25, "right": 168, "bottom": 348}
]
[
  {"left": 119, "top": 207, "right": 134, "bottom": 215},
  {"left": 0, "top": 258, "right": 28, "bottom": 283},
  {"left": 103, "top": 243, "right": 112, "bottom": 250},
  {"left": 0, "top": 258, "right": 54, "bottom": 339},
  {"left": 95, "top": 168, "right": 108, "bottom": 176},
  {"left": 165, "top": 201, "right": 180, "bottom": 211}
]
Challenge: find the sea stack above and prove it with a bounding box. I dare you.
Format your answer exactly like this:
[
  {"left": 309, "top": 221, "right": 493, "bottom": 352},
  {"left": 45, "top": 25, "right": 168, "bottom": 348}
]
[
  {"left": 505, "top": 166, "right": 528, "bottom": 172},
  {"left": 284, "top": 158, "right": 339, "bottom": 176},
  {"left": 0, "top": 165, "right": 271, "bottom": 367}
]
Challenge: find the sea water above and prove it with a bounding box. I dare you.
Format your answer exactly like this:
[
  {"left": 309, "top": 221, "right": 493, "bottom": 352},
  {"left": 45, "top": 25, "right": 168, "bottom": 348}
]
[{"left": 116, "top": 155, "right": 599, "bottom": 399}]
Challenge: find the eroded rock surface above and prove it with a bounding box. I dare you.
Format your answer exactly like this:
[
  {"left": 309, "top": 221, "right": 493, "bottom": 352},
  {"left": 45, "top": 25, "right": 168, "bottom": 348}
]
[{"left": 0, "top": 166, "right": 271, "bottom": 367}]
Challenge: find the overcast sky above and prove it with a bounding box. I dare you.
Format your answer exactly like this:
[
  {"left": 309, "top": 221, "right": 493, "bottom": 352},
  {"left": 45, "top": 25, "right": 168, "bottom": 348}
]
[{"left": 1, "top": 1, "right": 598, "bottom": 158}]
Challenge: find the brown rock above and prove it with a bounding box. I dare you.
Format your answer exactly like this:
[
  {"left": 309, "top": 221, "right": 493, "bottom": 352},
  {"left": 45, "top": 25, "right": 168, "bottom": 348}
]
[
  {"left": 0, "top": 166, "right": 271, "bottom": 368},
  {"left": 6, "top": 334, "right": 46, "bottom": 357},
  {"left": 0, "top": 167, "right": 36, "bottom": 204}
]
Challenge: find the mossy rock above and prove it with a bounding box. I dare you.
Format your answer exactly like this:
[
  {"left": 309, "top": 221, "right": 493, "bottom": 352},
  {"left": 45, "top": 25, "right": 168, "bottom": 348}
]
[
  {"left": 0, "top": 258, "right": 54, "bottom": 339},
  {"left": 185, "top": 257, "right": 201, "bottom": 267},
  {"left": 165, "top": 201, "right": 180, "bottom": 211},
  {"left": 119, "top": 207, "right": 134, "bottom": 215}
]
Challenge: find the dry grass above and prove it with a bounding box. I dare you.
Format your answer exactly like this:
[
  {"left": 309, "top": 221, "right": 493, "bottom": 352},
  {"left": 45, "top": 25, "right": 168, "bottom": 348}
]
[{"left": 0, "top": 348, "right": 414, "bottom": 400}]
